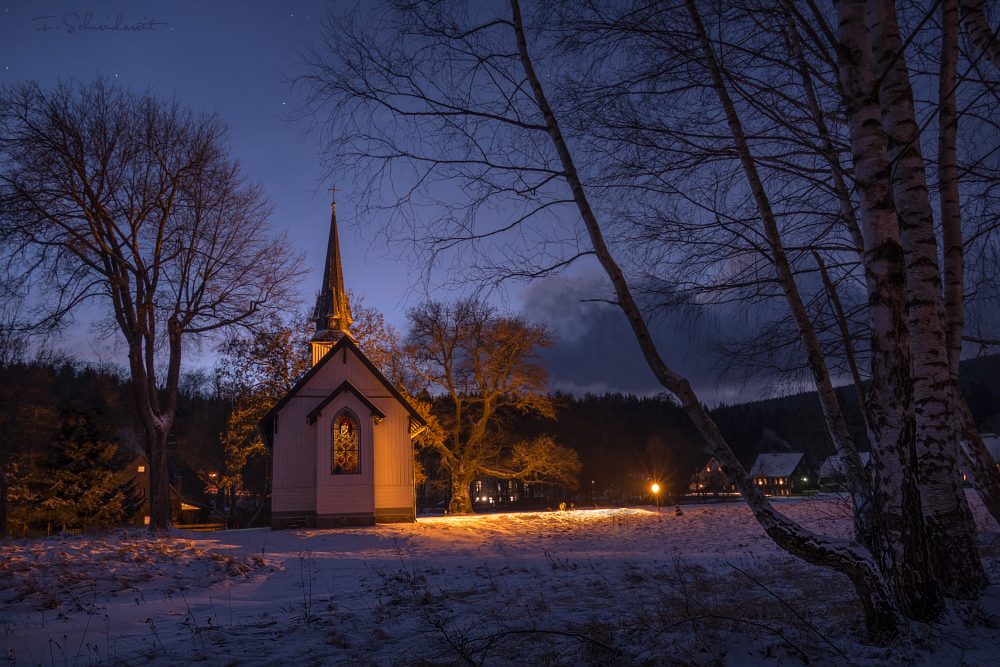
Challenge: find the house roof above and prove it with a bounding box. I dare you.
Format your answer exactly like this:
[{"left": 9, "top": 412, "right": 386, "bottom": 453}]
[
  {"left": 306, "top": 380, "right": 386, "bottom": 425},
  {"left": 702, "top": 456, "right": 724, "bottom": 473},
  {"left": 818, "top": 452, "right": 871, "bottom": 477},
  {"left": 980, "top": 434, "right": 1000, "bottom": 463},
  {"left": 258, "top": 335, "right": 426, "bottom": 435},
  {"left": 750, "top": 452, "right": 804, "bottom": 478}
]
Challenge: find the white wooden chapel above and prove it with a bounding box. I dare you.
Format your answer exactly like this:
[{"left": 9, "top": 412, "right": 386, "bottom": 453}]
[{"left": 260, "top": 201, "right": 425, "bottom": 529}]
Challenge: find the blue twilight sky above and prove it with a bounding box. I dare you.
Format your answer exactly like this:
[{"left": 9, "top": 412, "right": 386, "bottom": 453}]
[{"left": 0, "top": 0, "right": 729, "bottom": 400}]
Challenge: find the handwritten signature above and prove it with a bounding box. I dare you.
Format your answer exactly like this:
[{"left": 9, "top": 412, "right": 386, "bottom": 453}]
[{"left": 32, "top": 13, "right": 169, "bottom": 34}]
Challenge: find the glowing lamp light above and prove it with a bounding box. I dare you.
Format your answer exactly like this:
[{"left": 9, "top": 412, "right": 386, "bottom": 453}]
[
  {"left": 651, "top": 483, "right": 660, "bottom": 494},
  {"left": 651, "top": 483, "right": 661, "bottom": 513}
]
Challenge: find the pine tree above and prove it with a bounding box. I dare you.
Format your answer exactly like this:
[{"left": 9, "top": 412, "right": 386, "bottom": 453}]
[{"left": 11, "top": 411, "right": 140, "bottom": 533}]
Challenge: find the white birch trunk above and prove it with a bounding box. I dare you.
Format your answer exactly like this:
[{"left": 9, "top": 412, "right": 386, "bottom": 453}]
[
  {"left": 686, "top": 0, "right": 880, "bottom": 558},
  {"left": 779, "top": 0, "right": 866, "bottom": 259},
  {"left": 510, "top": 0, "right": 901, "bottom": 640},
  {"left": 940, "top": 0, "right": 964, "bottom": 381},
  {"left": 960, "top": 0, "right": 1000, "bottom": 73},
  {"left": 869, "top": 0, "right": 987, "bottom": 597},
  {"left": 832, "top": 0, "right": 940, "bottom": 619},
  {"left": 940, "top": 0, "right": 1000, "bottom": 529}
]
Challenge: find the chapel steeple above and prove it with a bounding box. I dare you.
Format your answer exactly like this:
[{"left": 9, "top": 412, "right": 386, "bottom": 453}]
[{"left": 310, "top": 197, "right": 354, "bottom": 365}]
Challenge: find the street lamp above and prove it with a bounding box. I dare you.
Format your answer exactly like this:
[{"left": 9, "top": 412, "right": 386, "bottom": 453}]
[
  {"left": 209, "top": 472, "right": 219, "bottom": 511},
  {"left": 651, "top": 483, "right": 660, "bottom": 513}
]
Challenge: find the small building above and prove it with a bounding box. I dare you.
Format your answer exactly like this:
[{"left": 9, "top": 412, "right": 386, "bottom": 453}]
[
  {"left": 958, "top": 434, "right": 1000, "bottom": 485},
  {"left": 749, "top": 452, "right": 816, "bottom": 496},
  {"left": 980, "top": 434, "right": 1000, "bottom": 465},
  {"left": 118, "top": 455, "right": 205, "bottom": 525},
  {"left": 818, "top": 452, "right": 871, "bottom": 490},
  {"left": 689, "top": 456, "right": 735, "bottom": 496},
  {"left": 260, "top": 201, "right": 426, "bottom": 529},
  {"left": 470, "top": 478, "right": 555, "bottom": 512}
]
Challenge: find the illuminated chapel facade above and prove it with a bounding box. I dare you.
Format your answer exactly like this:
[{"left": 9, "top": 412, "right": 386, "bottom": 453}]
[{"left": 260, "top": 202, "right": 425, "bottom": 529}]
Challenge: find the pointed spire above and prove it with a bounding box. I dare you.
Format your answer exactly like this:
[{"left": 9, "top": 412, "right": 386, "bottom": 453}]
[{"left": 311, "top": 196, "right": 353, "bottom": 362}]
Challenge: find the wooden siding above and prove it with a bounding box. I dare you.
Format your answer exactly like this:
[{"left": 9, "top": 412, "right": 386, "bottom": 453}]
[
  {"left": 317, "top": 485, "right": 375, "bottom": 515},
  {"left": 315, "top": 393, "right": 376, "bottom": 516},
  {"left": 271, "top": 343, "right": 414, "bottom": 523},
  {"left": 375, "top": 485, "right": 413, "bottom": 509},
  {"left": 373, "top": 400, "right": 415, "bottom": 516},
  {"left": 272, "top": 390, "right": 318, "bottom": 514},
  {"left": 312, "top": 341, "right": 332, "bottom": 367},
  {"left": 310, "top": 346, "right": 414, "bottom": 491},
  {"left": 271, "top": 486, "right": 316, "bottom": 513},
  {"left": 373, "top": 403, "right": 415, "bottom": 486}
]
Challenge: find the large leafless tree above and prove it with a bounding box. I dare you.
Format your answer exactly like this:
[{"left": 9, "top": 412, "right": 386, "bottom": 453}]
[
  {"left": 0, "top": 79, "right": 306, "bottom": 529},
  {"left": 297, "top": 0, "right": 1000, "bottom": 638}
]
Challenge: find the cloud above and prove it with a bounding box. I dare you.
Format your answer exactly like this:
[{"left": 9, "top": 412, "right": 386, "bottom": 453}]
[{"left": 519, "top": 267, "right": 723, "bottom": 400}]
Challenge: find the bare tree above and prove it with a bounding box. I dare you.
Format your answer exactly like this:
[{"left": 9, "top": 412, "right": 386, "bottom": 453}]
[
  {"left": 297, "top": 0, "right": 1000, "bottom": 638},
  {"left": 404, "top": 298, "right": 579, "bottom": 513},
  {"left": 0, "top": 79, "right": 306, "bottom": 529}
]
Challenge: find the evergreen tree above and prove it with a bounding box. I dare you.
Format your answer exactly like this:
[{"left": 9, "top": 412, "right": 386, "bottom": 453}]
[{"left": 11, "top": 410, "right": 140, "bottom": 532}]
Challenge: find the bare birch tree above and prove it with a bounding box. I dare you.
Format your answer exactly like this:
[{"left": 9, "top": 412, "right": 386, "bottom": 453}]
[{"left": 297, "top": 0, "right": 1000, "bottom": 637}]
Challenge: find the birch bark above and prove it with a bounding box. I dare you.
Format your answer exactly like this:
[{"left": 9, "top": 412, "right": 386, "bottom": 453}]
[
  {"left": 510, "top": 0, "right": 901, "bottom": 640},
  {"left": 831, "top": 0, "right": 940, "bottom": 618},
  {"left": 941, "top": 0, "right": 1000, "bottom": 530},
  {"left": 685, "top": 0, "right": 881, "bottom": 559},
  {"left": 960, "top": 0, "right": 1000, "bottom": 72},
  {"left": 779, "top": 0, "right": 866, "bottom": 259},
  {"left": 869, "top": 0, "right": 987, "bottom": 597}
]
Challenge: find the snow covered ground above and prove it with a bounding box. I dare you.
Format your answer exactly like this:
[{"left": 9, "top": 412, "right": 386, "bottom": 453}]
[{"left": 2, "top": 495, "right": 999, "bottom": 666}]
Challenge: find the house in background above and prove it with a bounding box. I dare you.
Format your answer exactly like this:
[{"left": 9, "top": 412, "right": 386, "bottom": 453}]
[
  {"left": 260, "top": 201, "right": 426, "bottom": 529},
  {"left": 980, "top": 434, "right": 1000, "bottom": 466},
  {"left": 689, "top": 456, "right": 736, "bottom": 496},
  {"left": 118, "top": 455, "right": 206, "bottom": 525},
  {"left": 749, "top": 452, "right": 816, "bottom": 496},
  {"left": 956, "top": 433, "right": 1000, "bottom": 485},
  {"left": 818, "top": 451, "right": 871, "bottom": 490}
]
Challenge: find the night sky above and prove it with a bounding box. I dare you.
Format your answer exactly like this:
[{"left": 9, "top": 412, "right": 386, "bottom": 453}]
[{"left": 1, "top": 1, "right": 726, "bottom": 401}]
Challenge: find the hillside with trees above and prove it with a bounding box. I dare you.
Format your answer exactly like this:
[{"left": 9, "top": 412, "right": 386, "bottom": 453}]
[{"left": 2, "top": 351, "right": 998, "bottom": 535}]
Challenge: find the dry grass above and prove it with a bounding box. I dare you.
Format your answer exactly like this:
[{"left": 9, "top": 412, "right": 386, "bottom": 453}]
[
  {"left": 0, "top": 530, "right": 268, "bottom": 615},
  {"left": 3, "top": 503, "right": 999, "bottom": 666}
]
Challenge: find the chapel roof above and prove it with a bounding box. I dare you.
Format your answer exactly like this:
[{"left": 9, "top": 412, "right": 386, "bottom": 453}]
[{"left": 258, "top": 335, "right": 427, "bottom": 442}]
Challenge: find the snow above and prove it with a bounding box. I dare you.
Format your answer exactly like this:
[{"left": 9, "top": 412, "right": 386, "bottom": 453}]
[
  {"left": 749, "top": 453, "right": 805, "bottom": 478},
  {"left": 3, "top": 495, "right": 999, "bottom": 666}
]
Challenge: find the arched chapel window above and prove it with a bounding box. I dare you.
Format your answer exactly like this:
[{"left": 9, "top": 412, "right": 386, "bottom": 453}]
[{"left": 332, "top": 410, "right": 360, "bottom": 474}]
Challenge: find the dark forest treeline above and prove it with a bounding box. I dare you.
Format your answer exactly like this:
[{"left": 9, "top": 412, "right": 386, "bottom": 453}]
[
  {"left": 709, "top": 353, "right": 1000, "bottom": 474},
  {"left": 3, "top": 353, "right": 999, "bottom": 531},
  {"left": 513, "top": 392, "right": 706, "bottom": 504},
  {"left": 0, "top": 357, "right": 229, "bottom": 535}
]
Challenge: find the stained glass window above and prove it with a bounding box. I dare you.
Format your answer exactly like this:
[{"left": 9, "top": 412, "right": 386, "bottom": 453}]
[{"left": 332, "top": 411, "right": 360, "bottom": 474}]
